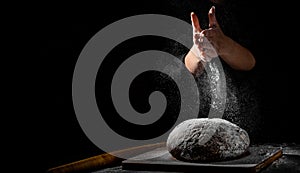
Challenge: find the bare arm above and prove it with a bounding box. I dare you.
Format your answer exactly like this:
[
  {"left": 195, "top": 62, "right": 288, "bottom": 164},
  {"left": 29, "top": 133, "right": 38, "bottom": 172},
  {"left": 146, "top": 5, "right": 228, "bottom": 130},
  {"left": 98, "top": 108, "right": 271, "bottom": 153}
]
[
  {"left": 185, "top": 6, "right": 255, "bottom": 75},
  {"left": 185, "top": 49, "right": 205, "bottom": 76},
  {"left": 203, "top": 28, "right": 256, "bottom": 71}
]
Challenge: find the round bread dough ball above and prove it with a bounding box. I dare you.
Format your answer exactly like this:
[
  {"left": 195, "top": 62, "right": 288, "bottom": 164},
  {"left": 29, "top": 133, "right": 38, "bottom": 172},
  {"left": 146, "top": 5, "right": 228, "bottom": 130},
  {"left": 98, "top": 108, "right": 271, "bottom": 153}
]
[{"left": 166, "top": 118, "right": 250, "bottom": 162}]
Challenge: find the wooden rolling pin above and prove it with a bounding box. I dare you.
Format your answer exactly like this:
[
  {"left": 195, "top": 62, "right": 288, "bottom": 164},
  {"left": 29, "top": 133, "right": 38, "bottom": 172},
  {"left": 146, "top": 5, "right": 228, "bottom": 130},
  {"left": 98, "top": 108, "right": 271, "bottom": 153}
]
[{"left": 47, "top": 142, "right": 166, "bottom": 173}]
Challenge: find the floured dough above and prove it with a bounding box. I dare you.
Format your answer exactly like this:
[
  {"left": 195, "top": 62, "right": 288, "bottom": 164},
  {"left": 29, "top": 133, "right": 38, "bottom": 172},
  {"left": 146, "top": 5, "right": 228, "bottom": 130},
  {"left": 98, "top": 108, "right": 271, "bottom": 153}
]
[{"left": 167, "top": 118, "right": 250, "bottom": 162}]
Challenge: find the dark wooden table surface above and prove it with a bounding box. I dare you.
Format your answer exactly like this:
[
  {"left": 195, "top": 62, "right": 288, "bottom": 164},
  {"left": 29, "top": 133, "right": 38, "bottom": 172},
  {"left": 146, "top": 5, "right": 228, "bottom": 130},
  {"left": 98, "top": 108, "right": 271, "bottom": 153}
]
[{"left": 93, "top": 143, "right": 300, "bottom": 173}]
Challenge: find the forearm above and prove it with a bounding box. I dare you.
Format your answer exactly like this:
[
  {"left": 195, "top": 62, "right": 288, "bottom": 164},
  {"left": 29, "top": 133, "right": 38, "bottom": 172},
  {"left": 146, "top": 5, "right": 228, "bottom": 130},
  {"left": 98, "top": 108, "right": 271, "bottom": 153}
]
[
  {"left": 184, "top": 49, "right": 205, "bottom": 77},
  {"left": 218, "top": 36, "right": 255, "bottom": 71}
]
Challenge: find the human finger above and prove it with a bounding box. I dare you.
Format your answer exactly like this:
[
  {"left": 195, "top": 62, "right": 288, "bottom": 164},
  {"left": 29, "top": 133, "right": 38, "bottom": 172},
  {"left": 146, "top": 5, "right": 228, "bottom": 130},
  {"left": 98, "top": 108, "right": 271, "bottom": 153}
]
[
  {"left": 202, "top": 28, "right": 216, "bottom": 38},
  {"left": 191, "top": 12, "right": 202, "bottom": 32},
  {"left": 208, "top": 6, "right": 219, "bottom": 28}
]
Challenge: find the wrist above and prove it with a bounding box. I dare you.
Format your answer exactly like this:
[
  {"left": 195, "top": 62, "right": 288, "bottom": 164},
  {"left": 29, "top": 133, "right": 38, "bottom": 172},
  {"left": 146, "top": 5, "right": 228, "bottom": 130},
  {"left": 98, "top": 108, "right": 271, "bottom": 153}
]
[{"left": 185, "top": 49, "right": 206, "bottom": 76}]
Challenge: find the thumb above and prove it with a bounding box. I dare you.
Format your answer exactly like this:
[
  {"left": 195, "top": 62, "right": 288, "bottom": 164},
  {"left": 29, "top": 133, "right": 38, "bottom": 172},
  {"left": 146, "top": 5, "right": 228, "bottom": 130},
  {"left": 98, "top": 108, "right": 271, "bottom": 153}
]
[
  {"left": 208, "top": 6, "right": 219, "bottom": 28},
  {"left": 191, "top": 12, "right": 202, "bottom": 32}
]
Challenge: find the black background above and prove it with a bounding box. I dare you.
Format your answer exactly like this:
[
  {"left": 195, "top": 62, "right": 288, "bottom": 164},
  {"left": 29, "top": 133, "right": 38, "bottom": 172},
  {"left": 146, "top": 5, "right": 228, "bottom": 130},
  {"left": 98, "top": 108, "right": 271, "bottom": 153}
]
[{"left": 26, "top": 1, "right": 299, "bottom": 172}]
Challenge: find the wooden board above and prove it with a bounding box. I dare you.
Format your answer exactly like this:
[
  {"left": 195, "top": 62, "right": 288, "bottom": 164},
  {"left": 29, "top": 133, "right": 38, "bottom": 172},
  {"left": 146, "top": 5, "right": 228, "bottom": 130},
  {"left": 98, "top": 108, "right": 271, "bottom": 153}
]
[{"left": 122, "top": 145, "right": 283, "bottom": 173}]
